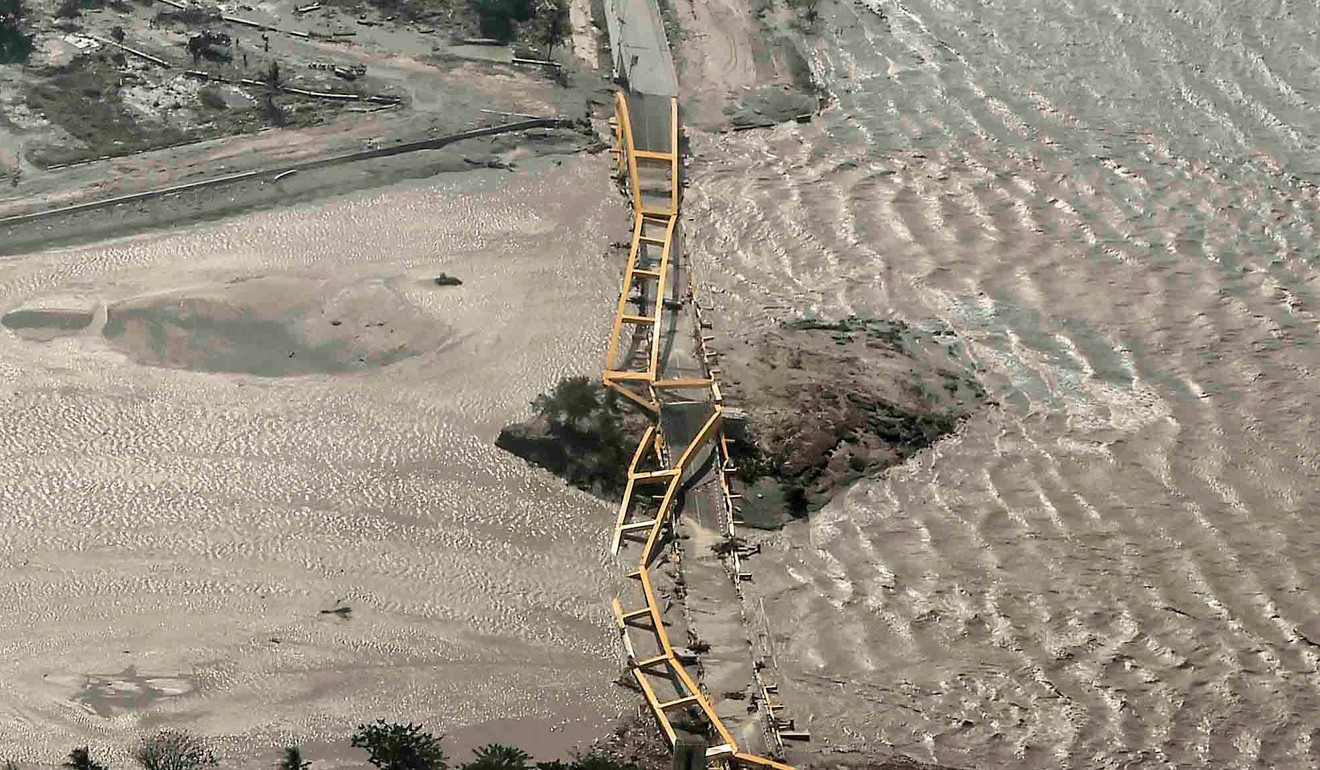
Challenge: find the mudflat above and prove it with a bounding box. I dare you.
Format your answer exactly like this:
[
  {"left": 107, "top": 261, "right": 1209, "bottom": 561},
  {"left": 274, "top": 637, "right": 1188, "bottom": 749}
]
[{"left": 0, "top": 156, "right": 635, "bottom": 765}]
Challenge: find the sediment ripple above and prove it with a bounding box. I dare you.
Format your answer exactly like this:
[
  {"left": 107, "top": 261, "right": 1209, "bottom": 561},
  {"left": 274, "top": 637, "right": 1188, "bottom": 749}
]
[
  {"left": 687, "top": 1, "right": 1320, "bottom": 767},
  {"left": 0, "top": 158, "right": 632, "bottom": 764}
]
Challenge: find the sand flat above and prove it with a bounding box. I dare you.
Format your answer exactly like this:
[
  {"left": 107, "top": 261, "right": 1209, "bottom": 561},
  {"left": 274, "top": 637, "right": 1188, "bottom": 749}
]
[{"left": 0, "top": 156, "right": 633, "bottom": 765}]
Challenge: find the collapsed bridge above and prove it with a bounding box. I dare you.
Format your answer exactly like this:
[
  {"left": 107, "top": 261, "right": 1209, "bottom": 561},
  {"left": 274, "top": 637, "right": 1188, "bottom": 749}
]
[{"left": 599, "top": 50, "right": 799, "bottom": 770}]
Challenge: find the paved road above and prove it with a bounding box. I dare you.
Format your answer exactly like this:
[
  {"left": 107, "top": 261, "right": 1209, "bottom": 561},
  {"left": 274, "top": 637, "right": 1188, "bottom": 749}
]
[{"left": 604, "top": 0, "right": 679, "bottom": 97}]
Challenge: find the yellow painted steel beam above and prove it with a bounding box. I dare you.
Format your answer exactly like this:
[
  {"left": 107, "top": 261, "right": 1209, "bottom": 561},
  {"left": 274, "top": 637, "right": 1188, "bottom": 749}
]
[
  {"left": 603, "top": 213, "right": 648, "bottom": 373},
  {"left": 632, "top": 468, "right": 681, "bottom": 482},
  {"left": 612, "top": 425, "right": 658, "bottom": 553},
  {"left": 604, "top": 378, "right": 658, "bottom": 414},
  {"left": 619, "top": 519, "right": 660, "bottom": 533},
  {"left": 635, "top": 653, "right": 671, "bottom": 669},
  {"left": 732, "top": 755, "right": 796, "bottom": 770},
  {"left": 634, "top": 669, "right": 679, "bottom": 745},
  {"left": 646, "top": 216, "right": 677, "bottom": 379},
  {"left": 604, "top": 369, "right": 654, "bottom": 381},
  {"left": 651, "top": 376, "right": 714, "bottom": 390},
  {"left": 639, "top": 474, "right": 682, "bottom": 571},
  {"left": 616, "top": 91, "right": 643, "bottom": 212},
  {"left": 636, "top": 569, "right": 675, "bottom": 658},
  {"left": 607, "top": 87, "right": 795, "bottom": 770},
  {"left": 610, "top": 477, "right": 639, "bottom": 554},
  {"left": 658, "top": 695, "right": 700, "bottom": 710},
  {"left": 671, "top": 662, "right": 738, "bottom": 750}
]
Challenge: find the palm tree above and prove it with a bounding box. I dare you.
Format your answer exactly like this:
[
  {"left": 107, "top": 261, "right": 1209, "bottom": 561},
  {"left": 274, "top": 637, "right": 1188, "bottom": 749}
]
[
  {"left": 64, "top": 747, "right": 108, "bottom": 770},
  {"left": 351, "top": 720, "right": 446, "bottom": 770},
  {"left": 459, "top": 744, "right": 531, "bottom": 770},
  {"left": 278, "top": 747, "right": 310, "bottom": 770}
]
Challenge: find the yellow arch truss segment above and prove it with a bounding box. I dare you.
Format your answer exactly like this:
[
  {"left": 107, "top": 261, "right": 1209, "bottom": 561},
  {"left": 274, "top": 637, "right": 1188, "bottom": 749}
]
[{"left": 604, "top": 90, "right": 796, "bottom": 770}]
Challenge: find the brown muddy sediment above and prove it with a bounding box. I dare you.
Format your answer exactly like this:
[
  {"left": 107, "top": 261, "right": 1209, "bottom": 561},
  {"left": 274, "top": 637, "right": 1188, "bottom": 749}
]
[{"left": 719, "top": 316, "right": 987, "bottom": 528}]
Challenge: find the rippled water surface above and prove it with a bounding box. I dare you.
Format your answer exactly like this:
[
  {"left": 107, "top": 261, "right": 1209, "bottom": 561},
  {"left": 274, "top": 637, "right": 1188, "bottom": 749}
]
[
  {"left": 0, "top": 158, "right": 631, "bottom": 763},
  {"left": 685, "top": 1, "right": 1320, "bottom": 768}
]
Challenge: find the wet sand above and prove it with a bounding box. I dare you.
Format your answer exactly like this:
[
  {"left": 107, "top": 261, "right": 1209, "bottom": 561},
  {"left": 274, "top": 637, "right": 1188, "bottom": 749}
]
[
  {"left": 0, "top": 156, "right": 634, "bottom": 764},
  {"left": 682, "top": 1, "right": 1320, "bottom": 768}
]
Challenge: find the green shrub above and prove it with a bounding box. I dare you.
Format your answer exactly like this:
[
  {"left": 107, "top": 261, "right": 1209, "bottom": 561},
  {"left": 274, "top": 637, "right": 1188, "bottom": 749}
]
[
  {"left": 63, "top": 748, "right": 108, "bottom": 770},
  {"left": 351, "top": 721, "right": 447, "bottom": 770},
  {"left": 459, "top": 745, "right": 531, "bottom": 770},
  {"left": 134, "top": 729, "right": 218, "bottom": 770}
]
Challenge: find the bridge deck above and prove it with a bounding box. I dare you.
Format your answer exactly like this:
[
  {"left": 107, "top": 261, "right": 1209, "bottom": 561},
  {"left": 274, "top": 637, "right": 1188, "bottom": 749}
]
[{"left": 603, "top": 87, "right": 795, "bottom": 770}]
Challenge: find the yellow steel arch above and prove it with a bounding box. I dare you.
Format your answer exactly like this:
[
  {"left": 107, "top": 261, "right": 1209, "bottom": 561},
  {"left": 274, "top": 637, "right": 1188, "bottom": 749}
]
[{"left": 603, "top": 90, "right": 796, "bottom": 770}]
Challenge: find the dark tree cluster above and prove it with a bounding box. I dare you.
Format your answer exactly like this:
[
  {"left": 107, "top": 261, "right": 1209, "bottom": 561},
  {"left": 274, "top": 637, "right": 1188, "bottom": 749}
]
[
  {"left": 472, "top": 0, "right": 567, "bottom": 51},
  {"left": 5, "top": 723, "right": 641, "bottom": 770},
  {"left": 0, "top": 0, "right": 33, "bottom": 64}
]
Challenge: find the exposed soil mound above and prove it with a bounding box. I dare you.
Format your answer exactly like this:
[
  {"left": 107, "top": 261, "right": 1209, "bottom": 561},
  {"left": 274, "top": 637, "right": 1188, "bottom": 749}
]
[
  {"left": 101, "top": 275, "right": 448, "bottom": 376},
  {"left": 496, "top": 376, "right": 648, "bottom": 499},
  {"left": 720, "top": 316, "right": 987, "bottom": 526}
]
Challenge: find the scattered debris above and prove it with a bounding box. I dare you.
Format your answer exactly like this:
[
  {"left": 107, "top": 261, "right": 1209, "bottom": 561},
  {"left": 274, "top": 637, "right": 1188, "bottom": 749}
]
[{"left": 319, "top": 602, "right": 352, "bottom": 618}]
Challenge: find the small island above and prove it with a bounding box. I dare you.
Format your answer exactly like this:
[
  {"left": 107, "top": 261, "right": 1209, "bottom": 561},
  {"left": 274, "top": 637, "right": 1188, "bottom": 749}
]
[{"left": 497, "top": 318, "right": 988, "bottom": 529}]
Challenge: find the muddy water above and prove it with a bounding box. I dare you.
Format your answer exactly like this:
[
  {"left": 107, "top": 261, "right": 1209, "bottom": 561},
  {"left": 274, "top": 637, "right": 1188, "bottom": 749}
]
[
  {"left": 0, "top": 157, "right": 632, "bottom": 764},
  {"left": 685, "top": 2, "right": 1320, "bottom": 768}
]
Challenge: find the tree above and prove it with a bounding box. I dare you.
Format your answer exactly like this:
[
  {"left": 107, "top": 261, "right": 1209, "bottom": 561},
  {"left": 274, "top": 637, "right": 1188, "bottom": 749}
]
[
  {"left": 110, "top": 25, "right": 124, "bottom": 43},
  {"left": 278, "top": 747, "right": 311, "bottom": 770},
  {"left": 55, "top": 0, "right": 79, "bottom": 18},
  {"left": 134, "top": 729, "right": 218, "bottom": 770},
  {"left": 458, "top": 745, "right": 531, "bottom": 770},
  {"left": 567, "top": 756, "right": 638, "bottom": 770},
  {"left": 473, "top": 0, "right": 533, "bottom": 42},
  {"left": 535, "top": 0, "right": 569, "bottom": 60},
  {"left": 351, "top": 721, "right": 446, "bottom": 770},
  {"left": 261, "top": 60, "right": 286, "bottom": 125},
  {"left": 0, "top": 0, "right": 34, "bottom": 63},
  {"left": 64, "top": 748, "right": 109, "bottom": 770}
]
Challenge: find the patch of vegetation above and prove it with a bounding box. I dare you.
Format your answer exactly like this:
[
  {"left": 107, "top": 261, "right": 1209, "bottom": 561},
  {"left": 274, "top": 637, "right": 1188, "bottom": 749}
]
[
  {"left": 153, "top": 5, "right": 222, "bottom": 26},
  {"left": 462, "top": 744, "right": 532, "bottom": 770},
  {"left": 22, "top": 53, "right": 189, "bottom": 167},
  {"left": 495, "top": 376, "right": 634, "bottom": 498},
  {"left": 534, "top": 0, "right": 568, "bottom": 59},
  {"left": 197, "top": 84, "right": 228, "bottom": 110},
  {"left": 279, "top": 747, "right": 312, "bottom": 770},
  {"left": 27, "top": 728, "right": 646, "bottom": 770},
  {"left": 353, "top": 721, "right": 448, "bottom": 770},
  {"left": 135, "top": 729, "right": 218, "bottom": 770},
  {"left": 63, "top": 747, "right": 108, "bottom": 770},
  {"left": 0, "top": 0, "right": 32, "bottom": 64},
  {"left": 472, "top": 0, "right": 532, "bottom": 41}
]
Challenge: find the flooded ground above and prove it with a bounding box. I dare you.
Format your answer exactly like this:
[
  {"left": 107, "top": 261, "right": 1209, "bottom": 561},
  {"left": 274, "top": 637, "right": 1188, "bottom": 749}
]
[
  {"left": 0, "top": 156, "right": 634, "bottom": 765},
  {"left": 685, "top": 0, "right": 1320, "bottom": 768}
]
